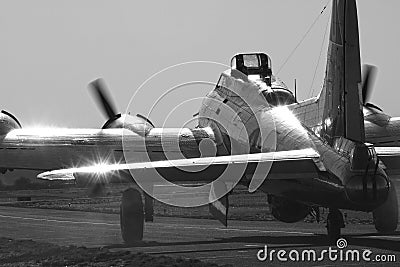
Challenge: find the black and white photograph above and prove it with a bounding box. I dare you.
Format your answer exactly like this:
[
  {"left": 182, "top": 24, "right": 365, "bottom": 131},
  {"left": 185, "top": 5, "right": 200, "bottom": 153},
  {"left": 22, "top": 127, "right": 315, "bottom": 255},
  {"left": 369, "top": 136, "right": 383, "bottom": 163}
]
[{"left": 0, "top": 0, "right": 400, "bottom": 266}]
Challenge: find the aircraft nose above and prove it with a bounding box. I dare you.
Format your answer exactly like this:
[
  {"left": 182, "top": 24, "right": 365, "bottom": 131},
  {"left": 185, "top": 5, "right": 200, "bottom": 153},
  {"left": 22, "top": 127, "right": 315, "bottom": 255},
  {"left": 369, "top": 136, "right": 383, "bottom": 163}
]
[{"left": 344, "top": 173, "right": 389, "bottom": 207}]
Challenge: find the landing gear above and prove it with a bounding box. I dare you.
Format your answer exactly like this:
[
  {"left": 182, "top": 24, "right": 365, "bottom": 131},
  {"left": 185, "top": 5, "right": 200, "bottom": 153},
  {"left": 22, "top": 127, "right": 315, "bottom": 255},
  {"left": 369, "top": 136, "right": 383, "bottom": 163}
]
[
  {"left": 326, "top": 209, "right": 345, "bottom": 241},
  {"left": 373, "top": 181, "right": 398, "bottom": 233},
  {"left": 120, "top": 188, "right": 144, "bottom": 244},
  {"left": 144, "top": 189, "right": 154, "bottom": 222}
]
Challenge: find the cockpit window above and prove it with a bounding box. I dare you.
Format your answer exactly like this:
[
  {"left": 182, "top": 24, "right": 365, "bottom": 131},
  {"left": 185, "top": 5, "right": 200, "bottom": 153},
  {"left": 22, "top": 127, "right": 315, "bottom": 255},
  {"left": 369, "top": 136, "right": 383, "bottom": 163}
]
[
  {"left": 243, "top": 54, "right": 259, "bottom": 68},
  {"left": 230, "top": 53, "right": 272, "bottom": 86},
  {"left": 262, "top": 90, "right": 296, "bottom": 106}
]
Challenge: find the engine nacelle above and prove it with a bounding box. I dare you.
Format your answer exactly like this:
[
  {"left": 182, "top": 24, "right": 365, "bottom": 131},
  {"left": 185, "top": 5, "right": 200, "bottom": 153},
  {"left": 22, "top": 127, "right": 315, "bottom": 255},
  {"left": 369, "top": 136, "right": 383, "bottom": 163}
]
[
  {"left": 0, "top": 110, "right": 21, "bottom": 136},
  {"left": 268, "top": 195, "right": 311, "bottom": 223},
  {"left": 102, "top": 113, "right": 154, "bottom": 137},
  {"left": 363, "top": 104, "right": 390, "bottom": 127}
]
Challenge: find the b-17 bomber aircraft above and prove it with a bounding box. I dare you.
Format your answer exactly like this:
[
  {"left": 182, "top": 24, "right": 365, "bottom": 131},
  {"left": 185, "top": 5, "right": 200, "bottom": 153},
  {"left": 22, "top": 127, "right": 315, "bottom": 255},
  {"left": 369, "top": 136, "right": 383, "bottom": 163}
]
[{"left": 1, "top": 0, "right": 400, "bottom": 243}]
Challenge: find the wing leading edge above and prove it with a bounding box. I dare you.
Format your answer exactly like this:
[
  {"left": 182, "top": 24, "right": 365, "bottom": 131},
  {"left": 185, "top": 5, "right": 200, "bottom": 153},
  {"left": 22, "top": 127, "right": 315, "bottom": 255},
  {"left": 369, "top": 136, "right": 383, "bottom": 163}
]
[{"left": 37, "top": 148, "right": 321, "bottom": 188}]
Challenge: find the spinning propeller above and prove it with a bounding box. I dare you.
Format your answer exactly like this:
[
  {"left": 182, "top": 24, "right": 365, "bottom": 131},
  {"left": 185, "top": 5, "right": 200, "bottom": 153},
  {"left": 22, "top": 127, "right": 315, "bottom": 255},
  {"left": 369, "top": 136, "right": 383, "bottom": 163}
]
[
  {"left": 361, "top": 64, "right": 381, "bottom": 111},
  {"left": 361, "top": 65, "right": 391, "bottom": 126},
  {"left": 87, "top": 78, "right": 120, "bottom": 197},
  {"left": 86, "top": 78, "right": 156, "bottom": 196},
  {"left": 89, "top": 78, "right": 120, "bottom": 120}
]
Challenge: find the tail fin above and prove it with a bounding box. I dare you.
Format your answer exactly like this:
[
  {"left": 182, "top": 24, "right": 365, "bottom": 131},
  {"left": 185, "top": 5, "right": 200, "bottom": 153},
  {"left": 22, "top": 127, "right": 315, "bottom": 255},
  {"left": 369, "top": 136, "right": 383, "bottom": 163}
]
[{"left": 320, "top": 0, "right": 364, "bottom": 145}]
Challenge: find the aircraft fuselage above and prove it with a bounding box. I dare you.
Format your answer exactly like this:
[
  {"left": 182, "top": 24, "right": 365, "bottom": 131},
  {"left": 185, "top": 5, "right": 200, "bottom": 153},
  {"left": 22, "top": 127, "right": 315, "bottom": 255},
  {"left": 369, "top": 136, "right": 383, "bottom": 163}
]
[{"left": 197, "top": 71, "right": 388, "bottom": 212}]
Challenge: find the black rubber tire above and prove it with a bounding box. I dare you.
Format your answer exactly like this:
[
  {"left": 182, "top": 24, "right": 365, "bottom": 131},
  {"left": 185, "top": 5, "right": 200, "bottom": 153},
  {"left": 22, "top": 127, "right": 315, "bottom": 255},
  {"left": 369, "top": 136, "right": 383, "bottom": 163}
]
[
  {"left": 327, "top": 220, "right": 341, "bottom": 241},
  {"left": 373, "top": 181, "right": 398, "bottom": 233},
  {"left": 120, "top": 188, "right": 144, "bottom": 243},
  {"left": 326, "top": 209, "right": 343, "bottom": 241}
]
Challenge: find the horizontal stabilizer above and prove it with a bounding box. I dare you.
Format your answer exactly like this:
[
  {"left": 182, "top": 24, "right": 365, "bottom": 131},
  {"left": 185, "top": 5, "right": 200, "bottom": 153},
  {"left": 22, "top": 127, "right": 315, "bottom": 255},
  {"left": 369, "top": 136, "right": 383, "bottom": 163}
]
[
  {"left": 375, "top": 147, "right": 400, "bottom": 157},
  {"left": 375, "top": 147, "right": 400, "bottom": 176}
]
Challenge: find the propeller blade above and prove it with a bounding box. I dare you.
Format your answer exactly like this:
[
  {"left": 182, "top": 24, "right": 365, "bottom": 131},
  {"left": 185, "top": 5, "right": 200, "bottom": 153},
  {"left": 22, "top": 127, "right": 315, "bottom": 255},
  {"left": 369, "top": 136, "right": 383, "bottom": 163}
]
[
  {"left": 89, "top": 78, "right": 118, "bottom": 119},
  {"left": 361, "top": 64, "right": 377, "bottom": 105}
]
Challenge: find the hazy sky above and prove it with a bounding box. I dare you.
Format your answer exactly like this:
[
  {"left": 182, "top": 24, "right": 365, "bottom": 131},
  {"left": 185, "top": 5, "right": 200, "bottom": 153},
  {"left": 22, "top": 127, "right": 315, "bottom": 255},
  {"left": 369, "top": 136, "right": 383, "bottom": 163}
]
[{"left": 0, "top": 0, "right": 399, "bottom": 129}]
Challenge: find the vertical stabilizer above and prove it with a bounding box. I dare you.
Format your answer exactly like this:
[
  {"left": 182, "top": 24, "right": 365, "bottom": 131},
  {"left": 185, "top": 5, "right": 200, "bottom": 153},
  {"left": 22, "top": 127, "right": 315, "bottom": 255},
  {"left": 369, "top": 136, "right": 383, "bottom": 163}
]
[{"left": 320, "top": 0, "right": 364, "bottom": 145}]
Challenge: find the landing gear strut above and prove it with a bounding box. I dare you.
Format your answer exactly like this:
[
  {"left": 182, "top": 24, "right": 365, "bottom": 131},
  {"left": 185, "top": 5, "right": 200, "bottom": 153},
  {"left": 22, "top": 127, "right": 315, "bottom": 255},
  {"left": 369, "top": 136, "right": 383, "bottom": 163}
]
[
  {"left": 326, "top": 209, "right": 345, "bottom": 240},
  {"left": 120, "top": 188, "right": 144, "bottom": 244}
]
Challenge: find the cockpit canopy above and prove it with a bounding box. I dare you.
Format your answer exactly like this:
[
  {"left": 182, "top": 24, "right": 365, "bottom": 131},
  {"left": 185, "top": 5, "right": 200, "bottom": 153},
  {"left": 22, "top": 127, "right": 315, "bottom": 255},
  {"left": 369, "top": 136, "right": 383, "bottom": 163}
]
[
  {"left": 229, "top": 53, "right": 296, "bottom": 106},
  {"left": 231, "top": 53, "right": 272, "bottom": 86}
]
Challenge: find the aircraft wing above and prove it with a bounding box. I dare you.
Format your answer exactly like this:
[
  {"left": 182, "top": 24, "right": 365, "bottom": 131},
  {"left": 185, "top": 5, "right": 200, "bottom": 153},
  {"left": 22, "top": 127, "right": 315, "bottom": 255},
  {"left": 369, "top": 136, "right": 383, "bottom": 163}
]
[
  {"left": 375, "top": 147, "right": 400, "bottom": 176},
  {"left": 0, "top": 127, "right": 215, "bottom": 171},
  {"left": 37, "top": 148, "right": 321, "bottom": 188}
]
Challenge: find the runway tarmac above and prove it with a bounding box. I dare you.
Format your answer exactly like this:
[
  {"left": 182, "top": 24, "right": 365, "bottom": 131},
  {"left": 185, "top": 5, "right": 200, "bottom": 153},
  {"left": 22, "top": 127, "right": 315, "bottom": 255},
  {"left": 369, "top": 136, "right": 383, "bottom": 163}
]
[{"left": 0, "top": 206, "right": 399, "bottom": 266}]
